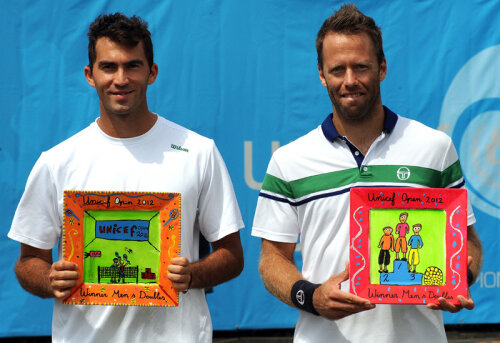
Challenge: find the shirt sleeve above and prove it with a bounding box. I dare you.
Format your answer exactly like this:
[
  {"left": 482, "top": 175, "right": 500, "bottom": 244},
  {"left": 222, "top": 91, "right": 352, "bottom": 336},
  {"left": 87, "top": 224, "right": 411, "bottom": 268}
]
[
  {"left": 251, "top": 152, "right": 300, "bottom": 243},
  {"left": 8, "top": 153, "right": 61, "bottom": 250},
  {"left": 197, "top": 141, "right": 244, "bottom": 242}
]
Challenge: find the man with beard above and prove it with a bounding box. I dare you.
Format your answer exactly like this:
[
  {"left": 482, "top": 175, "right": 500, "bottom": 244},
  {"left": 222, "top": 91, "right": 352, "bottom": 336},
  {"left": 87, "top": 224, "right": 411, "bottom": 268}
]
[{"left": 252, "top": 4, "right": 482, "bottom": 342}]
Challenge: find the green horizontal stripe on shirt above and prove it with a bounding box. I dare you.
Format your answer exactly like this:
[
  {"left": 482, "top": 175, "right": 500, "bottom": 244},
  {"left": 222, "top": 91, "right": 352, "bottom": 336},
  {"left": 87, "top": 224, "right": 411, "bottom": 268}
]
[
  {"left": 442, "top": 160, "right": 464, "bottom": 187},
  {"left": 261, "top": 163, "right": 463, "bottom": 200}
]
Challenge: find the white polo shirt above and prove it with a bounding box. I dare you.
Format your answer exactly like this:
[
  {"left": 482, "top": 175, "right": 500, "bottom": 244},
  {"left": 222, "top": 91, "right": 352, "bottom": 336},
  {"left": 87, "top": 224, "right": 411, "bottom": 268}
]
[
  {"left": 252, "top": 107, "right": 475, "bottom": 343},
  {"left": 9, "top": 115, "right": 244, "bottom": 343}
]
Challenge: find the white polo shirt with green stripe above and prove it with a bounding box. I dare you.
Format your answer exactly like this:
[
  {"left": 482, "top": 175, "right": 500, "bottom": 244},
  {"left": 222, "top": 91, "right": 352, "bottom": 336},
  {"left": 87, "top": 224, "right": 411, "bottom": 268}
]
[{"left": 252, "top": 107, "right": 475, "bottom": 343}]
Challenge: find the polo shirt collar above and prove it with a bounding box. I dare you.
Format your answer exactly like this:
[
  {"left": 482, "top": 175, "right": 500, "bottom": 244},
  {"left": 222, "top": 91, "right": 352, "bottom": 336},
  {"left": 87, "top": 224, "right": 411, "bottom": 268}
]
[{"left": 321, "top": 106, "right": 398, "bottom": 142}]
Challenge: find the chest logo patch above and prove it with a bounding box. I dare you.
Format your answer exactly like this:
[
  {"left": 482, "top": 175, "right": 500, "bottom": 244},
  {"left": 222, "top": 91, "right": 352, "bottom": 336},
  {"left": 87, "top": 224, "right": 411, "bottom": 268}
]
[
  {"left": 397, "top": 167, "right": 411, "bottom": 181},
  {"left": 171, "top": 144, "right": 189, "bottom": 152}
]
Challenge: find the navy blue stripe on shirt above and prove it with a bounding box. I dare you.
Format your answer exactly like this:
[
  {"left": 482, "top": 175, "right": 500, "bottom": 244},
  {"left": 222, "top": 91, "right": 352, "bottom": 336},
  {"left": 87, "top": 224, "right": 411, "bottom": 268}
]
[
  {"left": 259, "top": 187, "right": 351, "bottom": 207},
  {"left": 451, "top": 180, "right": 466, "bottom": 188}
]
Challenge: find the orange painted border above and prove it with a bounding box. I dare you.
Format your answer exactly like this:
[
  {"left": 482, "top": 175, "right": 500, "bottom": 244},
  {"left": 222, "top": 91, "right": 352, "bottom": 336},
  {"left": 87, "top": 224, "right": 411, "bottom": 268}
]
[{"left": 62, "top": 190, "right": 181, "bottom": 307}]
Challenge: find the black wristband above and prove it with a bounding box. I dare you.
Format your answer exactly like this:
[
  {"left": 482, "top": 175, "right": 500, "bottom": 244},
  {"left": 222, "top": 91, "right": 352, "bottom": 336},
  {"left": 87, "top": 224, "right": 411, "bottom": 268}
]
[
  {"left": 291, "top": 280, "right": 320, "bottom": 315},
  {"left": 467, "top": 268, "right": 474, "bottom": 286}
]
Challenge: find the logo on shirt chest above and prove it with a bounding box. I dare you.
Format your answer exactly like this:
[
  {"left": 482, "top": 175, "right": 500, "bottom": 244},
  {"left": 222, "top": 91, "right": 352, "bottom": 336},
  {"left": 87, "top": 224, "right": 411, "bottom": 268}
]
[
  {"left": 171, "top": 144, "right": 189, "bottom": 152},
  {"left": 397, "top": 167, "right": 411, "bottom": 181}
]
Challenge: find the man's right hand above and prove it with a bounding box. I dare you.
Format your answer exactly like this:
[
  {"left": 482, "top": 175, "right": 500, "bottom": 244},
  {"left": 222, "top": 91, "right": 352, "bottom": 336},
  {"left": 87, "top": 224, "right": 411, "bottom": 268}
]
[
  {"left": 312, "top": 262, "right": 375, "bottom": 320},
  {"left": 15, "top": 243, "right": 79, "bottom": 299},
  {"left": 49, "top": 260, "right": 80, "bottom": 299},
  {"left": 259, "top": 240, "right": 375, "bottom": 319}
]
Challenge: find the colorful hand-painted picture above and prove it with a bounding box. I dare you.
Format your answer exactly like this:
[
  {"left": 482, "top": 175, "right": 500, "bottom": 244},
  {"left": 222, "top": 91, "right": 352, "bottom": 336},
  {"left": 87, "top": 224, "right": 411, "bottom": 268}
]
[
  {"left": 62, "top": 191, "right": 181, "bottom": 307},
  {"left": 349, "top": 187, "right": 468, "bottom": 305}
]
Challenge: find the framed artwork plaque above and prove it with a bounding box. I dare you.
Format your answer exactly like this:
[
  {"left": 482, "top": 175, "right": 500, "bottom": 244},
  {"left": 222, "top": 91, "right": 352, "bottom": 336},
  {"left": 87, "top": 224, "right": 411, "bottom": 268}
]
[
  {"left": 349, "top": 187, "right": 468, "bottom": 305},
  {"left": 62, "top": 190, "right": 181, "bottom": 307}
]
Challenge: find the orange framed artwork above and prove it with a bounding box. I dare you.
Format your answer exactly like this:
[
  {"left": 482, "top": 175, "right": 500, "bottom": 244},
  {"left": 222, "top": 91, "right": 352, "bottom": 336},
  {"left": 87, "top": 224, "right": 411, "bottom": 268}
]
[{"left": 62, "top": 191, "right": 181, "bottom": 307}]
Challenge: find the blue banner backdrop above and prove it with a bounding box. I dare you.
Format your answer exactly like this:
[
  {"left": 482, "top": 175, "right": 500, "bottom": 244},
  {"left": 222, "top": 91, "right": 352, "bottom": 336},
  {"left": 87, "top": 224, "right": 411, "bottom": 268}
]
[{"left": 1, "top": 0, "right": 499, "bottom": 337}]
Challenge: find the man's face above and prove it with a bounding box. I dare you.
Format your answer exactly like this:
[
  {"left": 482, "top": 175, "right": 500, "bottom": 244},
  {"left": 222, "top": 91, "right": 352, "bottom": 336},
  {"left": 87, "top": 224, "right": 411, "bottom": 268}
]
[
  {"left": 400, "top": 215, "right": 407, "bottom": 223},
  {"left": 318, "top": 32, "right": 386, "bottom": 122},
  {"left": 84, "top": 37, "right": 158, "bottom": 118}
]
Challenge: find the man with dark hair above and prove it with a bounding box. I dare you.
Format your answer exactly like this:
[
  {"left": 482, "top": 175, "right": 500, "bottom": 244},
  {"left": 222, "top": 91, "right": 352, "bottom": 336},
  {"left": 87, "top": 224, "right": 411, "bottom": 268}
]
[
  {"left": 9, "top": 13, "right": 244, "bottom": 342},
  {"left": 87, "top": 13, "right": 154, "bottom": 71},
  {"left": 253, "top": 4, "right": 482, "bottom": 342}
]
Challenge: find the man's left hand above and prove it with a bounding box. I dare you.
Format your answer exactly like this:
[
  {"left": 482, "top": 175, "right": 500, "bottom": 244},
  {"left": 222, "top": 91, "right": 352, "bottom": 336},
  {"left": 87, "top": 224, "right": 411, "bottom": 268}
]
[
  {"left": 426, "top": 256, "right": 475, "bottom": 313},
  {"left": 167, "top": 257, "right": 192, "bottom": 292},
  {"left": 426, "top": 291, "right": 474, "bottom": 313}
]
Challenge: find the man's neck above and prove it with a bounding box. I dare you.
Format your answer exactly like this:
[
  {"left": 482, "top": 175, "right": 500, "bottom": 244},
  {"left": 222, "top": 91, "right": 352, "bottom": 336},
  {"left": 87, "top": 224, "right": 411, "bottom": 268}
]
[
  {"left": 333, "top": 106, "right": 385, "bottom": 155},
  {"left": 97, "top": 110, "right": 157, "bottom": 138}
]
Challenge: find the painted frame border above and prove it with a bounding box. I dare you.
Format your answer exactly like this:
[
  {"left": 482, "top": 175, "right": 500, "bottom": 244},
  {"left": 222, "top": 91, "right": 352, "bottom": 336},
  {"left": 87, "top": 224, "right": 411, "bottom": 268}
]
[
  {"left": 349, "top": 187, "right": 468, "bottom": 305},
  {"left": 62, "top": 190, "right": 181, "bottom": 307}
]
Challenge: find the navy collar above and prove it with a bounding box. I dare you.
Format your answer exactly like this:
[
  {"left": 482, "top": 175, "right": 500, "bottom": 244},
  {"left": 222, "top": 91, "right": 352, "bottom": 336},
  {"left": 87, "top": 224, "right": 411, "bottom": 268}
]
[{"left": 321, "top": 106, "right": 398, "bottom": 142}]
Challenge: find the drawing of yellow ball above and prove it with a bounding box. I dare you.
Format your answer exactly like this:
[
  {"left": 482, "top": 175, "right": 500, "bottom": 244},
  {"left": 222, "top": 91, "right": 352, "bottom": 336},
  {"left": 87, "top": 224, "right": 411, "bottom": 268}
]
[{"left": 423, "top": 266, "right": 444, "bottom": 285}]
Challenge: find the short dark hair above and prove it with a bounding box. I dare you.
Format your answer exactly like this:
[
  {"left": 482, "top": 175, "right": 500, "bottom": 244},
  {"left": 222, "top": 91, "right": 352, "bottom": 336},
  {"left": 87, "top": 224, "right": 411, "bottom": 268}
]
[
  {"left": 87, "top": 13, "right": 154, "bottom": 71},
  {"left": 316, "top": 3, "right": 384, "bottom": 69}
]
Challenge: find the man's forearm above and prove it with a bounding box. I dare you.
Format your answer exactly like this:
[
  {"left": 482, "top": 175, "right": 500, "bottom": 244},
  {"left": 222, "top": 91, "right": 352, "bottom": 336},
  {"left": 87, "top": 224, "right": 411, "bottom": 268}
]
[
  {"left": 189, "top": 232, "right": 244, "bottom": 289},
  {"left": 258, "top": 240, "right": 302, "bottom": 307},
  {"left": 15, "top": 257, "right": 54, "bottom": 298}
]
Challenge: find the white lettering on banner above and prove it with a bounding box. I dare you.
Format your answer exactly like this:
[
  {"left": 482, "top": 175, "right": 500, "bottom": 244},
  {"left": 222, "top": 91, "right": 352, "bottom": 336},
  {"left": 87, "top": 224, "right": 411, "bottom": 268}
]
[
  {"left": 479, "top": 271, "right": 500, "bottom": 289},
  {"left": 244, "top": 141, "right": 280, "bottom": 190}
]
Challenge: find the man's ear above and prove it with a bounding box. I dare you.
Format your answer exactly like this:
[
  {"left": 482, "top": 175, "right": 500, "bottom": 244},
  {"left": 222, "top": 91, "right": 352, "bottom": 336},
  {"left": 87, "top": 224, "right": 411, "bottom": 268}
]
[
  {"left": 84, "top": 65, "right": 95, "bottom": 88},
  {"left": 379, "top": 58, "right": 387, "bottom": 82},
  {"left": 148, "top": 63, "right": 159, "bottom": 85},
  {"left": 318, "top": 64, "right": 327, "bottom": 87}
]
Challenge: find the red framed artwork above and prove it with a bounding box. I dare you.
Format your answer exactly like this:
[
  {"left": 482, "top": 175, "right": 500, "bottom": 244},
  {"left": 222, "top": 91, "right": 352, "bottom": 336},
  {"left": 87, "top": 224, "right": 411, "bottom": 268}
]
[
  {"left": 62, "top": 191, "right": 181, "bottom": 307},
  {"left": 349, "top": 187, "right": 468, "bottom": 305}
]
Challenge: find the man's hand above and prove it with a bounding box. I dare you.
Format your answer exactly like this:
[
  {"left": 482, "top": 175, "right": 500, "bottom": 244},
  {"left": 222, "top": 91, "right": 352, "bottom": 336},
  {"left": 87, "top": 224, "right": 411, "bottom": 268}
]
[
  {"left": 426, "top": 256, "right": 475, "bottom": 313},
  {"left": 313, "top": 263, "right": 375, "bottom": 320},
  {"left": 426, "top": 291, "right": 474, "bottom": 313},
  {"left": 259, "top": 240, "right": 374, "bottom": 319},
  {"left": 167, "top": 257, "right": 192, "bottom": 292},
  {"left": 167, "top": 232, "right": 243, "bottom": 292},
  {"left": 48, "top": 260, "right": 79, "bottom": 299},
  {"left": 15, "top": 244, "right": 79, "bottom": 299}
]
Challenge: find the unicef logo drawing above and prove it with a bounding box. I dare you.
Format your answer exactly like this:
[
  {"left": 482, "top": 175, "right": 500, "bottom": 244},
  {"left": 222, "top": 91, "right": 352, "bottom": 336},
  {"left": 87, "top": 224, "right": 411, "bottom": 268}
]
[{"left": 439, "top": 44, "right": 500, "bottom": 219}]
